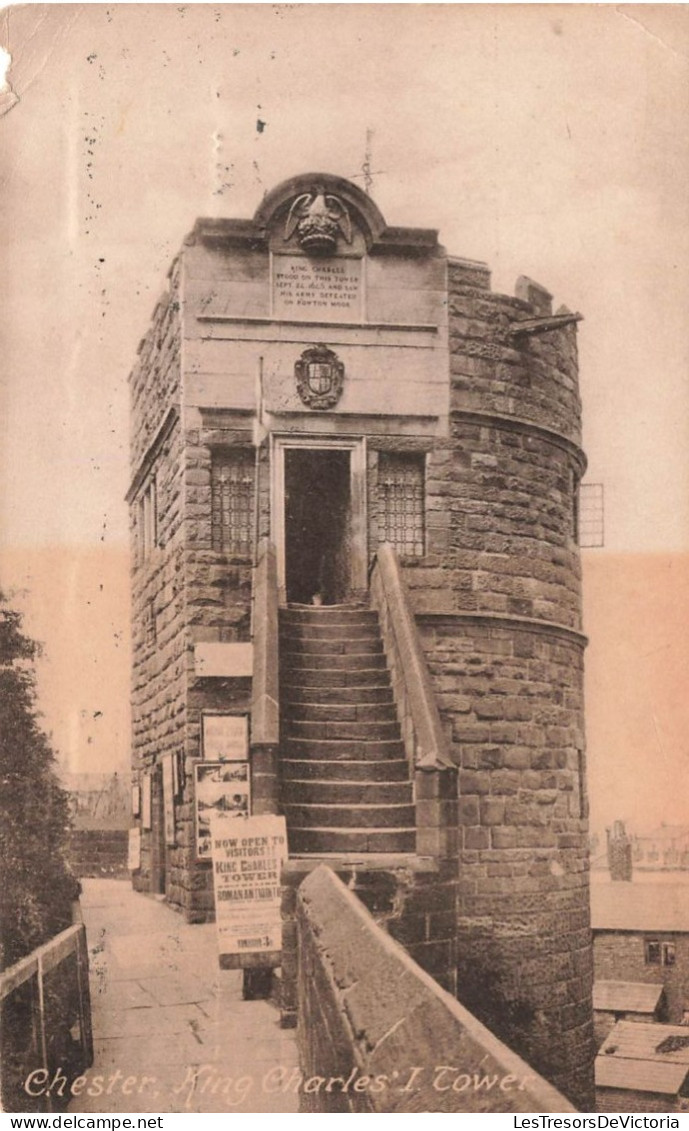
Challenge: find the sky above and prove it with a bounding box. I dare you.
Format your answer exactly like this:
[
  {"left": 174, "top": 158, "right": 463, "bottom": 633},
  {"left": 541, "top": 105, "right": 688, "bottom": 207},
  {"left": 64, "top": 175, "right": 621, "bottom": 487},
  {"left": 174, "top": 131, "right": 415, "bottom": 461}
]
[{"left": 1, "top": 3, "right": 688, "bottom": 834}]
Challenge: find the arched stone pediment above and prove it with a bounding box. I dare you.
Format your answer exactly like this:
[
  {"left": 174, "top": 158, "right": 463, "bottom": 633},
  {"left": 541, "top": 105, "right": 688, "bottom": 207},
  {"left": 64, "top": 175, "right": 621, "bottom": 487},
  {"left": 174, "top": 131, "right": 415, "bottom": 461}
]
[{"left": 254, "top": 173, "right": 387, "bottom": 253}]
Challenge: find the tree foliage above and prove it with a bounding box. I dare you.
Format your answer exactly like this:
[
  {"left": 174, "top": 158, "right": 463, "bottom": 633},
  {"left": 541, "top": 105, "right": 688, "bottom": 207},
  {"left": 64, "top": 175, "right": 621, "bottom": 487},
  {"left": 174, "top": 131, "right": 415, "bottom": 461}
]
[{"left": 0, "top": 592, "right": 78, "bottom": 971}]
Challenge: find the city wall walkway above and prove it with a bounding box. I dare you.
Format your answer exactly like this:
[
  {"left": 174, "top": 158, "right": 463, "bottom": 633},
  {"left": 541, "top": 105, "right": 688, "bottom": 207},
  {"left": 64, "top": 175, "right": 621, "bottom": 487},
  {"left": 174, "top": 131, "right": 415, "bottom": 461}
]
[{"left": 68, "top": 879, "right": 298, "bottom": 1114}]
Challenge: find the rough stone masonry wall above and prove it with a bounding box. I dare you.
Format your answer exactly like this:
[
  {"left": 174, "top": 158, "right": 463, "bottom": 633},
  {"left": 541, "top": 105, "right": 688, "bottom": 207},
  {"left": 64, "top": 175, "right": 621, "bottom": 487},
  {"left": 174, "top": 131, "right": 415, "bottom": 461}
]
[
  {"left": 294, "top": 865, "right": 573, "bottom": 1114},
  {"left": 129, "top": 268, "right": 187, "bottom": 900},
  {"left": 130, "top": 415, "right": 187, "bottom": 900},
  {"left": 174, "top": 421, "right": 271, "bottom": 920},
  {"left": 399, "top": 258, "right": 594, "bottom": 1110}
]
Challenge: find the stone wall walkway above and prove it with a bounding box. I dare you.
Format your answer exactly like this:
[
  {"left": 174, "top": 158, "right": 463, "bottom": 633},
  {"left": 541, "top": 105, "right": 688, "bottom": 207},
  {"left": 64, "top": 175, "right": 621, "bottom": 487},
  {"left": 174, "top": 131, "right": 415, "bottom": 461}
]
[{"left": 68, "top": 879, "right": 298, "bottom": 1114}]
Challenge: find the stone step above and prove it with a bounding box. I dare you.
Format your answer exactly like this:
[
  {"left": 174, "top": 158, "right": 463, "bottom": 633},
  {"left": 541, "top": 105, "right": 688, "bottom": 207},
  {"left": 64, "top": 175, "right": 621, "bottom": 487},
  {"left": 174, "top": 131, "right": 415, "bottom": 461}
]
[
  {"left": 281, "top": 779, "right": 412, "bottom": 805},
  {"left": 281, "top": 607, "right": 379, "bottom": 626},
  {"left": 279, "top": 637, "right": 384, "bottom": 656},
  {"left": 280, "top": 667, "right": 391, "bottom": 689},
  {"left": 288, "top": 827, "right": 417, "bottom": 855},
  {"left": 283, "top": 701, "right": 398, "bottom": 724},
  {"left": 285, "top": 719, "right": 401, "bottom": 741},
  {"left": 280, "top": 622, "right": 380, "bottom": 642},
  {"left": 283, "top": 802, "right": 416, "bottom": 830},
  {"left": 281, "top": 652, "right": 387, "bottom": 672},
  {"left": 283, "top": 737, "right": 406, "bottom": 761},
  {"left": 280, "top": 758, "right": 411, "bottom": 783},
  {"left": 284, "top": 685, "right": 394, "bottom": 706}
]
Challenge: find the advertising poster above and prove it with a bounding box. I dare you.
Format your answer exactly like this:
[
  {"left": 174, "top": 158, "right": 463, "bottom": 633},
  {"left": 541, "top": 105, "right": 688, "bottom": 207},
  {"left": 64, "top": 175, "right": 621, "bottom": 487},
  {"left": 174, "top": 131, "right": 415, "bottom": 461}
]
[
  {"left": 210, "top": 814, "right": 288, "bottom": 963},
  {"left": 194, "top": 761, "right": 250, "bottom": 861}
]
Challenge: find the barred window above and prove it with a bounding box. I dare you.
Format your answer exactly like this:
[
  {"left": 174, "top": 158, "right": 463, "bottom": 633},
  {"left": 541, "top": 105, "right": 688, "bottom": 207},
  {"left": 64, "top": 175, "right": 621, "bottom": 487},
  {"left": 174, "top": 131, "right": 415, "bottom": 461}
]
[
  {"left": 378, "top": 452, "right": 425, "bottom": 557},
  {"left": 211, "top": 449, "right": 255, "bottom": 556},
  {"left": 138, "top": 476, "right": 158, "bottom": 561}
]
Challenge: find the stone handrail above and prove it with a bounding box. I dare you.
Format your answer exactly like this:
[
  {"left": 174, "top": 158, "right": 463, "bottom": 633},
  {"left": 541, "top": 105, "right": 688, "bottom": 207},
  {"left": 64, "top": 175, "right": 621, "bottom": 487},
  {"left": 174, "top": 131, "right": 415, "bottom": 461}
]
[
  {"left": 296, "top": 865, "right": 575, "bottom": 1113},
  {"left": 369, "top": 543, "right": 453, "bottom": 771},
  {"left": 251, "top": 538, "right": 280, "bottom": 747}
]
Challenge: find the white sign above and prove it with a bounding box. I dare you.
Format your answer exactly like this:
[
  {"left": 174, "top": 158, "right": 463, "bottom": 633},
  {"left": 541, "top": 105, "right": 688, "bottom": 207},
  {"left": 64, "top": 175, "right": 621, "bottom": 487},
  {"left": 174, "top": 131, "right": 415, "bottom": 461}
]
[
  {"left": 202, "top": 713, "right": 249, "bottom": 761},
  {"left": 210, "top": 814, "right": 288, "bottom": 960},
  {"left": 272, "top": 254, "right": 362, "bottom": 322}
]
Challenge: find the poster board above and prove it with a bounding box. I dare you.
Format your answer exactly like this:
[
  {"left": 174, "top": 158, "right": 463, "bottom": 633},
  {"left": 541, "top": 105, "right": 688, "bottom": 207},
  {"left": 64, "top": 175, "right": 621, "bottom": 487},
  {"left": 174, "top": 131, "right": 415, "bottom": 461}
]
[
  {"left": 195, "top": 761, "right": 250, "bottom": 860},
  {"left": 202, "top": 713, "right": 249, "bottom": 762},
  {"left": 210, "top": 813, "right": 288, "bottom": 968},
  {"left": 162, "top": 754, "right": 176, "bottom": 847}
]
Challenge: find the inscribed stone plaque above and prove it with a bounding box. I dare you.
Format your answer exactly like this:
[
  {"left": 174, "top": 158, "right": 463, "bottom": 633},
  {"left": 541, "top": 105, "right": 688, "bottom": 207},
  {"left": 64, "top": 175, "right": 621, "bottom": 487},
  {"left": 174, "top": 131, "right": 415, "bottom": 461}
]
[{"left": 272, "top": 254, "right": 363, "bottom": 322}]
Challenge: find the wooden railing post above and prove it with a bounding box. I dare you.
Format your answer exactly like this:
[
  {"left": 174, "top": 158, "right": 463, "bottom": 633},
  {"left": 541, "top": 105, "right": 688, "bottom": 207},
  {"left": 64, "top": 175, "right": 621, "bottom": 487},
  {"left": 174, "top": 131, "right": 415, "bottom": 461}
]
[{"left": 75, "top": 924, "right": 94, "bottom": 1067}]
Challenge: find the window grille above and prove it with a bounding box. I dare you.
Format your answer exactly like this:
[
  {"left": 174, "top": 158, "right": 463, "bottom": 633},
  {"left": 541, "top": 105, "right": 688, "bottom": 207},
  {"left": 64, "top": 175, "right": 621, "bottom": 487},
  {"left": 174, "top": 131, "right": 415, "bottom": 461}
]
[
  {"left": 211, "top": 450, "right": 255, "bottom": 556},
  {"left": 579, "top": 483, "right": 604, "bottom": 548},
  {"left": 378, "top": 452, "right": 425, "bottom": 557},
  {"left": 138, "top": 477, "right": 158, "bottom": 561}
]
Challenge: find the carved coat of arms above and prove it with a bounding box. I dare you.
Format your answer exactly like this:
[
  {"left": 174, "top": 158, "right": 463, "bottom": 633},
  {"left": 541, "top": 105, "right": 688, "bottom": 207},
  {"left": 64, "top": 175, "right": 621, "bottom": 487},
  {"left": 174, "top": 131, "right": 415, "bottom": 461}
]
[
  {"left": 295, "top": 346, "right": 345, "bottom": 410},
  {"left": 285, "top": 188, "right": 352, "bottom": 255}
]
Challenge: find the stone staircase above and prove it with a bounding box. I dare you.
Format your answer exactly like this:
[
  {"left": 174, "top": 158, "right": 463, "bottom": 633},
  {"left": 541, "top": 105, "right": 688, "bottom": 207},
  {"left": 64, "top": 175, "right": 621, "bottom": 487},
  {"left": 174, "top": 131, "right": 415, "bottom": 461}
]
[{"left": 279, "top": 602, "right": 416, "bottom": 854}]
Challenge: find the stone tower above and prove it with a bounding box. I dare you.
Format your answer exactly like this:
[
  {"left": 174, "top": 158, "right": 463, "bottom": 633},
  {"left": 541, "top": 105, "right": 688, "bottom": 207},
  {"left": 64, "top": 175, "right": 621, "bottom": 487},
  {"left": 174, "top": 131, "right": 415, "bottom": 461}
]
[{"left": 127, "top": 173, "right": 593, "bottom": 1108}]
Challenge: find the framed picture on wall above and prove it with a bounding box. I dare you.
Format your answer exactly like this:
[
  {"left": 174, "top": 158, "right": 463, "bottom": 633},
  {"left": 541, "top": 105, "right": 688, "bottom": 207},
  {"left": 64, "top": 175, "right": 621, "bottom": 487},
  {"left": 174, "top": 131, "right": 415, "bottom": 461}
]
[
  {"left": 141, "top": 773, "right": 152, "bottom": 831},
  {"left": 202, "top": 713, "right": 249, "bottom": 762},
  {"left": 194, "top": 761, "right": 250, "bottom": 860}
]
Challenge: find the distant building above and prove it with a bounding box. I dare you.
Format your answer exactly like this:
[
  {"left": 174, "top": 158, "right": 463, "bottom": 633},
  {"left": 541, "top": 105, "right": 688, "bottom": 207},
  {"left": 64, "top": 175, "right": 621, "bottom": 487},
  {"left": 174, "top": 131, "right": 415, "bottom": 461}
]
[
  {"left": 633, "top": 826, "right": 689, "bottom": 872},
  {"left": 593, "top": 981, "right": 664, "bottom": 1047},
  {"left": 596, "top": 1022, "right": 689, "bottom": 1113},
  {"left": 592, "top": 884, "right": 689, "bottom": 1024}
]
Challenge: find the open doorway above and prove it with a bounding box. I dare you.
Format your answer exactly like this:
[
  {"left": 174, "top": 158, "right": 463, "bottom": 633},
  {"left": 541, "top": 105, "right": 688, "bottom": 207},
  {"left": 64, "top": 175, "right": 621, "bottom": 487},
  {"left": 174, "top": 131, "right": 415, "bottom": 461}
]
[{"left": 284, "top": 448, "right": 351, "bottom": 604}]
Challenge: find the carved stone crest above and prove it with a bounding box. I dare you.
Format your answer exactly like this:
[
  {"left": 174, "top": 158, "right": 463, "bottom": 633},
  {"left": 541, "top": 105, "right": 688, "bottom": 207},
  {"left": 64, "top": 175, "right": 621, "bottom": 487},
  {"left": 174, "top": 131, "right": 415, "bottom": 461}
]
[
  {"left": 285, "top": 187, "right": 352, "bottom": 255},
  {"left": 295, "top": 346, "right": 345, "bottom": 410}
]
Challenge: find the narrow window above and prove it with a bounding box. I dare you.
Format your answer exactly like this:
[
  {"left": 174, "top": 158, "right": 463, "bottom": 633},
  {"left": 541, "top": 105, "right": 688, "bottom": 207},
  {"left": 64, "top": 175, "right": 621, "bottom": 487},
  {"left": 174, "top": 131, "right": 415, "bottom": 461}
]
[
  {"left": 378, "top": 451, "right": 425, "bottom": 558},
  {"left": 138, "top": 477, "right": 158, "bottom": 560},
  {"left": 663, "top": 942, "right": 676, "bottom": 967},
  {"left": 645, "top": 939, "right": 661, "bottom": 965},
  {"left": 211, "top": 449, "right": 255, "bottom": 556}
]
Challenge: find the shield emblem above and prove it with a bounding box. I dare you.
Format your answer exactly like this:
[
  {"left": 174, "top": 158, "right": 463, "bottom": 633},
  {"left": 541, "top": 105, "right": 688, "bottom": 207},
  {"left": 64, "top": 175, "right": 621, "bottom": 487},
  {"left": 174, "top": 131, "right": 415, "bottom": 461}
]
[
  {"left": 307, "top": 362, "right": 333, "bottom": 396},
  {"left": 295, "top": 346, "right": 345, "bottom": 410}
]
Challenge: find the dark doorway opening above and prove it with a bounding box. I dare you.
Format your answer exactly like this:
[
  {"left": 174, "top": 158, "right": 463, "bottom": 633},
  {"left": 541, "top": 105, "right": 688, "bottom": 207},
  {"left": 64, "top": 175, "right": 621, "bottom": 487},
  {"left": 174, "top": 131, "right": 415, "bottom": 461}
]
[{"left": 284, "top": 449, "right": 351, "bottom": 604}]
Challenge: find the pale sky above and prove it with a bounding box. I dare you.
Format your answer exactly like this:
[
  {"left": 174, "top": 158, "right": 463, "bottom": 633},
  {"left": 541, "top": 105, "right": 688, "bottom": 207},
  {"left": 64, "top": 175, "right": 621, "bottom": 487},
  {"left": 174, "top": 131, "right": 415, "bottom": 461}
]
[{"left": 1, "top": 4, "right": 689, "bottom": 834}]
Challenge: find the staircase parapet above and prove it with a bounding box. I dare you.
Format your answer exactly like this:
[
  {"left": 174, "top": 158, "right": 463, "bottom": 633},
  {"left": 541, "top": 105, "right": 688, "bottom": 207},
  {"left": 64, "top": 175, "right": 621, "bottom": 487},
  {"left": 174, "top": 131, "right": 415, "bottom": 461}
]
[{"left": 369, "top": 544, "right": 455, "bottom": 774}]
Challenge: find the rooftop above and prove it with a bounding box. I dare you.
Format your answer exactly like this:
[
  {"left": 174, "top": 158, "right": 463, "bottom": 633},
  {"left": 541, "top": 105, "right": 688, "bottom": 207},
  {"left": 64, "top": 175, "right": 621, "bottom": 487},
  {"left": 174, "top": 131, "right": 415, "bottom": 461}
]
[
  {"left": 596, "top": 1022, "right": 689, "bottom": 1096},
  {"left": 593, "top": 981, "right": 663, "bottom": 1014}
]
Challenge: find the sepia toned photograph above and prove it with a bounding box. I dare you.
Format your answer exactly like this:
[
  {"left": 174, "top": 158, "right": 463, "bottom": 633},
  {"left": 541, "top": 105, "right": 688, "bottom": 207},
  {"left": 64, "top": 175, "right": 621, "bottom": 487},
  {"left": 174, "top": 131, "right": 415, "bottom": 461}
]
[{"left": 1, "top": 2, "right": 689, "bottom": 1117}]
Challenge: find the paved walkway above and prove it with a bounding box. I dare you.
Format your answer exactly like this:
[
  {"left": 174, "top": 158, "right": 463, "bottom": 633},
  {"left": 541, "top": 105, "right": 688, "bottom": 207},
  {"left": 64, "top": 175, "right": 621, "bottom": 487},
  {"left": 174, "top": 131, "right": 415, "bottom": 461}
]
[{"left": 69, "top": 879, "right": 299, "bottom": 1114}]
